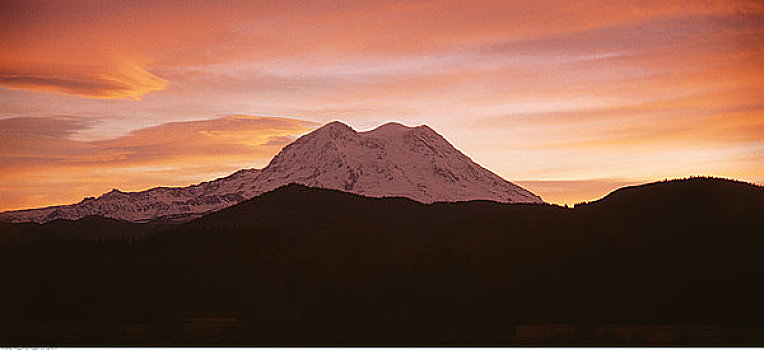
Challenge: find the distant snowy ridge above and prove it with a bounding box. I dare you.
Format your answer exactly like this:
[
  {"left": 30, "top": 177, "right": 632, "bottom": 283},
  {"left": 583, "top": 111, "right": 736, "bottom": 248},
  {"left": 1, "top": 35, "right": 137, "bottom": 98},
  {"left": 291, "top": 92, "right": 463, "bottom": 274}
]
[
  {"left": 0, "top": 169, "right": 262, "bottom": 223},
  {"left": 0, "top": 121, "right": 543, "bottom": 223}
]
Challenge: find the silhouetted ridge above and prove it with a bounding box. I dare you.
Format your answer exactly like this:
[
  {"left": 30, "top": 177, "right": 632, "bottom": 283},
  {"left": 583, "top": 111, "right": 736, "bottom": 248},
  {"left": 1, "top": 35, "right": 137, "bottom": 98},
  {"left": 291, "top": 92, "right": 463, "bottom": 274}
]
[
  {"left": 577, "top": 177, "right": 763, "bottom": 215},
  {"left": 1, "top": 177, "right": 762, "bottom": 345},
  {"left": 182, "top": 183, "right": 430, "bottom": 231},
  {"left": 0, "top": 215, "right": 167, "bottom": 242}
]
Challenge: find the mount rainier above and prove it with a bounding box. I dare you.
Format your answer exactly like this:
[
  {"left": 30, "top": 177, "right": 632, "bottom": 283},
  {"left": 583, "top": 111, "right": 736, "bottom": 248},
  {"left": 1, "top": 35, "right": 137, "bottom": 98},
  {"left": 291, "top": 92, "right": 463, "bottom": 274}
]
[{"left": 0, "top": 121, "right": 543, "bottom": 223}]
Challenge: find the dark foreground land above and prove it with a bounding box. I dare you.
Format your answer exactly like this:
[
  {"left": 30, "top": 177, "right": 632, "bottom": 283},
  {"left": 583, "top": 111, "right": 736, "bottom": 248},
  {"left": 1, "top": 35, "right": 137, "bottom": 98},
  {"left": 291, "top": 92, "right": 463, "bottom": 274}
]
[{"left": 1, "top": 177, "right": 763, "bottom": 345}]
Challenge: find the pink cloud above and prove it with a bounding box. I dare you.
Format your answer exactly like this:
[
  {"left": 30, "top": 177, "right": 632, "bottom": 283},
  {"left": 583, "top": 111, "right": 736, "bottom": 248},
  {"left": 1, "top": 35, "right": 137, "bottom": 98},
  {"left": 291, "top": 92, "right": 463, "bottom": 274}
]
[{"left": 0, "top": 115, "right": 316, "bottom": 211}]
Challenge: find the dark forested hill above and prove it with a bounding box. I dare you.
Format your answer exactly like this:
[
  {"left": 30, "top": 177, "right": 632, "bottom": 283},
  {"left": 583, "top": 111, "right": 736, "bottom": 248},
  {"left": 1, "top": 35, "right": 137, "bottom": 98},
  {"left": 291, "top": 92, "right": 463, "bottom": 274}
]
[
  {"left": 0, "top": 216, "right": 168, "bottom": 243},
  {"left": 1, "top": 178, "right": 762, "bottom": 345}
]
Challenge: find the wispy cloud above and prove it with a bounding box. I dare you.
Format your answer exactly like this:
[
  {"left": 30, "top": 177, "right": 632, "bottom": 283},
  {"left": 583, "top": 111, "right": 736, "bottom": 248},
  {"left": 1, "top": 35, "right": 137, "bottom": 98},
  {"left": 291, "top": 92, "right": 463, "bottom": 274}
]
[
  {"left": 0, "top": 63, "right": 168, "bottom": 99},
  {"left": 0, "top": 115, "right": 316, "bottom": 211}
]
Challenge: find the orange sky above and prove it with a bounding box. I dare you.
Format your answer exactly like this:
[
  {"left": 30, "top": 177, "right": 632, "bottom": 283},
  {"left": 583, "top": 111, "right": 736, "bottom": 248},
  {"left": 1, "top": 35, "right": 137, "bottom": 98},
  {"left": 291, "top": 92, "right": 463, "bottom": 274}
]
[{"left": 1, "top": 0, "right": 762, "bottom": 210}]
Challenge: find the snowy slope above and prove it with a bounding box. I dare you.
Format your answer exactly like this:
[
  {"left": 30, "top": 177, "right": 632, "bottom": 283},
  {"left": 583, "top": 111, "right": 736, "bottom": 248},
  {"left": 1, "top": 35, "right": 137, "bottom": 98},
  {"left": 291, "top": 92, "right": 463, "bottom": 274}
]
[
  {"left": 249, "top": 121, "right": 542, "bottom": 204},
  {"left": 0, "top": 121, "right": 542, "bottom": 223},
  {"left": 0, "top": 169, "right": 262, "bottom": 223}
]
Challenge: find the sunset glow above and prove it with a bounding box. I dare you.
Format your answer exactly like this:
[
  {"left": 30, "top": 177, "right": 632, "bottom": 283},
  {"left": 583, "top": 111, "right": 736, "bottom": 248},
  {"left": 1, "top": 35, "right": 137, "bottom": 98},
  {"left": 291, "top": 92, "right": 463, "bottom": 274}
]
[{"left": 1, "top": 0, "right": 762, "bottom": 210}]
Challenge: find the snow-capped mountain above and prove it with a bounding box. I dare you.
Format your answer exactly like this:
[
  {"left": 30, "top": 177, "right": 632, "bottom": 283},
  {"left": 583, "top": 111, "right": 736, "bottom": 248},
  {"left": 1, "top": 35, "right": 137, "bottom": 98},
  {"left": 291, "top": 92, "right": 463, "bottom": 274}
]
[
  {"left": 261, "top": 121, "right": 541, "bottom": 204},
  {"left": 0, "top": 121, "right": 543, "bottom": 223}
]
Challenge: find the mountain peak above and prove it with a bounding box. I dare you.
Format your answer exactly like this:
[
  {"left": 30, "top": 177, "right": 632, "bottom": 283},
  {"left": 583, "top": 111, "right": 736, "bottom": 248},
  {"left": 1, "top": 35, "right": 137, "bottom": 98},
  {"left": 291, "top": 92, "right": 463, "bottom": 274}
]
[
  {"left": 300, "top": 120, "right": 357, "bottom": 142},
  {"left": 373, "top": 121, "right": 410, "bottom": 130},
  {"left": 365, "top": 121, "right": 431, "bottom": 133},
  {"left": 101, "top": 188, "right": 127, "bottom": 198},
  {"left": 318, "top": 120, "right": 355, "bottom": 133},
  {"left": 363, "top": 122, "right": 441, "bottom": 142},
  {"left": 312, "top": 121, "right": 437, "bottom": 137}
]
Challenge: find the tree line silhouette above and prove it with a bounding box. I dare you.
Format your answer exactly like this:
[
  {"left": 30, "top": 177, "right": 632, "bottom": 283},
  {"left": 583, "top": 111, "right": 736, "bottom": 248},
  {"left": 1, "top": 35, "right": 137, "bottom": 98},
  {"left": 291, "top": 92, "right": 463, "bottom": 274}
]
[{"left": 0, "top": 177, "right": 762, "bottom": 345}]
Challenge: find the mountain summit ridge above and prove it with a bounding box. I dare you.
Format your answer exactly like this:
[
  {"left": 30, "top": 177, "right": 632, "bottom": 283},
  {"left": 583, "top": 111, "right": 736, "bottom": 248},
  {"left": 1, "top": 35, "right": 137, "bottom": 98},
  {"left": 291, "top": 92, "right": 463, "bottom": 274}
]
[{"left": 0, "top": 121, "right": 542, "bottom": 223}]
